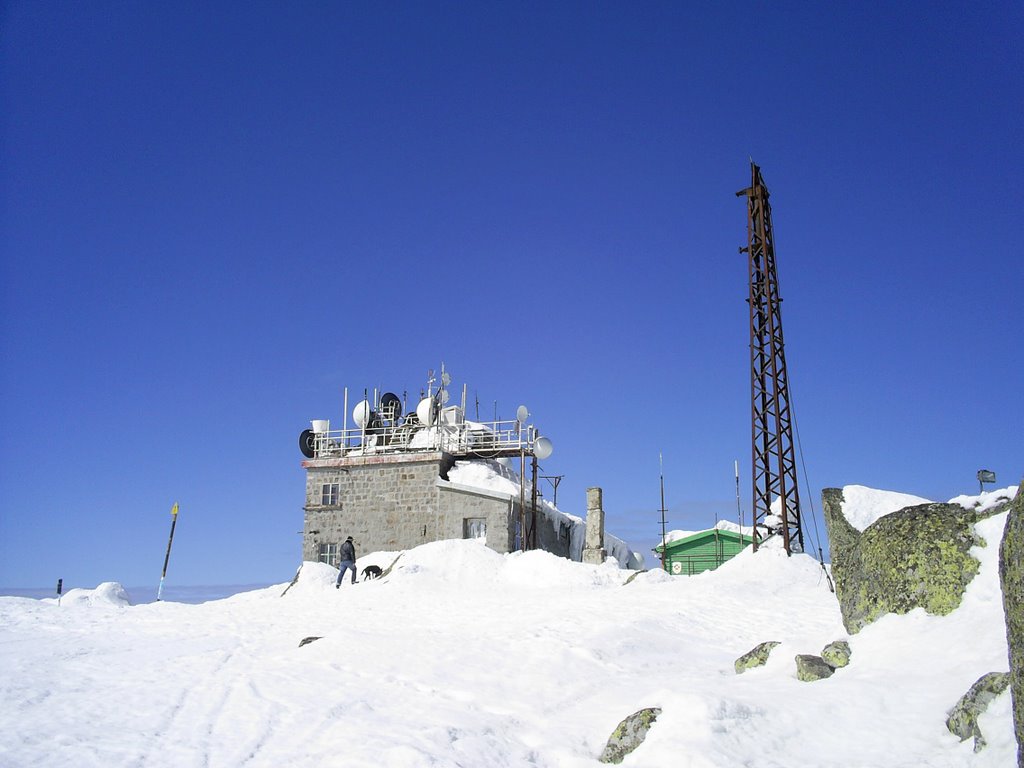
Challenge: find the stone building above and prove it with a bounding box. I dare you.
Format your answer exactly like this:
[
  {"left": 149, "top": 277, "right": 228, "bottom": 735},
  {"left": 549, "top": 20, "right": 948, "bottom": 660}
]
[
  {"left": 298, "top": 376, "right": 641, "bottom": 569},
  {"left": 302, "top": 451, "right": 573, "bottom": 562}
]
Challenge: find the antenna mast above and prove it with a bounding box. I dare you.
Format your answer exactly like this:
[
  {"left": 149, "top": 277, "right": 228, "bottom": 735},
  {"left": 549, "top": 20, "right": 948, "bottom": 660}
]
[
  {"left": 737, "top": 162, "right": 804, "bottom": 555},
  {"left": 659, "top": 452, "right": 669, "bottom": 571}
]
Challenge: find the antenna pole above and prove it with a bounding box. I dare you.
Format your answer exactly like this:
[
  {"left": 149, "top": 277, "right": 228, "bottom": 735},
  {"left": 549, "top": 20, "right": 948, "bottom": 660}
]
[
  {"left": 530, "top": 455, "right": 539, "bottom": 550},
  {"left": 735, "top": 459, "right": 743, "bottom": 534},
  {"left": 157, "top": 502, "right": 179, "bottom": 601},
  {"left": 343, "top": 387, "right": 349, "bottom": 451},
  {"left": 659, "top": 452, "right": 669, "bottom": 572}
]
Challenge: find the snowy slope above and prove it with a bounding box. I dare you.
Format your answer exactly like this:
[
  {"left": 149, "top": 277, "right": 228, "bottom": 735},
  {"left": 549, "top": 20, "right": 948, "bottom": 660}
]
[{"left": 0, "top": 489, "right": 1016, "bottom": 767}]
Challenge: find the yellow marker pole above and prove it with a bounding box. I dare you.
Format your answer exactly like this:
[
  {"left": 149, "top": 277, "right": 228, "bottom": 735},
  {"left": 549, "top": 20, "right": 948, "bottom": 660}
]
[{"left": 157, "top": 503, "right": 179, "bottom": 601}]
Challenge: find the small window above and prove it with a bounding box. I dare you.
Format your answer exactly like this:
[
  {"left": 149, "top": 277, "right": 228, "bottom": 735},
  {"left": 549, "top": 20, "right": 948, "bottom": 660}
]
[
  {"left": 464, "top": 517, "right": 486, "bottom": 540},
  {"left": 318, "top": 542, "right": 338, "bottom": 567},
  {"left": 321, "top": 482, "right": 340, "bottom": 506}
]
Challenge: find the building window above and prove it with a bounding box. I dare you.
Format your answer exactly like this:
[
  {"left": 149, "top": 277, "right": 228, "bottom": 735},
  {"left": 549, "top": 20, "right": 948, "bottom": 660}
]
[
  {"left": 464, "top": 517, "right": 486, "bottom": 540},
  {"left": 321, "top": 482, "right": 340, "bottom": 506},
  {"left": 318, "top": 542, "right": 338, "bottom": 567}
]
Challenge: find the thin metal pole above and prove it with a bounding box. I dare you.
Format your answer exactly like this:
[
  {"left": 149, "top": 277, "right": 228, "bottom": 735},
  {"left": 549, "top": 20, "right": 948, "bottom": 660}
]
[
  {"left": 343, "top": 387, "right": 349, "bottom": 451},
  {"left": 530, "top": 455, "right": 538, "bottom": 550},
  {"left": 157, "top": 503, "right": 179, "bottom": 601},
  {"left": 519, "top": 444, "right": 526, "bottom": 551},
  {"left": 735, "top": 460, "right": 743, "bottom": 536},
  {"left": 659, "top": 452, "right": 669, "bottom": 571}
]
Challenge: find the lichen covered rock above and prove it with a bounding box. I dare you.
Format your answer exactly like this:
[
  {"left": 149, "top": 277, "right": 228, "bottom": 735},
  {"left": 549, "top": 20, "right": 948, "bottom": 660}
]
[
  {"left": 599, "top": 707, "right": 662, "bottom": 764},
  {"left": 795, "top": 654, "right": 834, "bottom": 682},
  {"left": 999, "top": 482, "right": 1024, "bottom": 766},
  {"left": 821, "top": 488, "right": 1004, "bottom": 634},
  {"left": 821, "top": 640, "right": 851, "bottom": 669},
  {"left": 946, "top": 671, "right": 1011, "bottom": 753},
  {"left": 734, "top": 641, "right": 781, "bottom": 674}
]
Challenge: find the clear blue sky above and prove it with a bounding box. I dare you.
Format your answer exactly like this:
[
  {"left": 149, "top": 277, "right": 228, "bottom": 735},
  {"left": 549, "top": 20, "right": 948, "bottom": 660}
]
[{"left": 2, "top": 2, "right": 1021, "bottom": 589}]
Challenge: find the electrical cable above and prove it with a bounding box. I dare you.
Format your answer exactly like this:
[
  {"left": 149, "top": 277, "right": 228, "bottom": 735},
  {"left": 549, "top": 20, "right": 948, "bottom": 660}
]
[{"left": 792, "top": 406, "right": 835, "bottom": 593}]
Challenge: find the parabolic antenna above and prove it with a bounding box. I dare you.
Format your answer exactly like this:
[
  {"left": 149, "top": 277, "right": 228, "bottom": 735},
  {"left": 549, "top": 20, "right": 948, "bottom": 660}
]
[
  {"left": 533, "top": 436, "right": 553, "bottom": 460},
  {"left": 416, "top": 397, "right": 435, "bottom": 426},
  {"left": 516, "top": 405, "right": 529, "bottom": 424},
  {"left": 438, "top": 388, "right": 450, "bottom": 405},
  {"left": 299, "top": 429, "right": 316, "bottom": 458},
  {"left": 352, "top": 399, "right": 372, "bottom": 428},
  {"left": 441, "top": 371, "right": 451, "bottom": 387}
]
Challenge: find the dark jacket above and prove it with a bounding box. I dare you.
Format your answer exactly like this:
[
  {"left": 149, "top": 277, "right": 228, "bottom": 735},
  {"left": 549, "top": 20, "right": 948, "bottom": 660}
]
[{"left": 339, "top": 540, "right": 356, "bottom": 563}]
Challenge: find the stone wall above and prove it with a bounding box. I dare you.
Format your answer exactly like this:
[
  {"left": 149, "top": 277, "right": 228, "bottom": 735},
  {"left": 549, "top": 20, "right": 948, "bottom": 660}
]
[
  {"left": 303, "top": 452, "right": 451, "bottom": 560},
  {"left": 303, "top": 452, "right": 522, "bottom": 561},
  {"left": 436, "top": 479, "right": 516, "bottom": 554}
]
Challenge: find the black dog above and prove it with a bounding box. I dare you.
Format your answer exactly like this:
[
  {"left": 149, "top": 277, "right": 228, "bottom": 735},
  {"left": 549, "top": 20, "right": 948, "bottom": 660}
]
[{"left": 361, "top": 564, "right": 382, "bottom": 580}]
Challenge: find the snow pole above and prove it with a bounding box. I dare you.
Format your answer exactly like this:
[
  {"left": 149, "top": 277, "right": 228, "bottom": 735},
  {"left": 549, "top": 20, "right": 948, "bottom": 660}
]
[
  {"left": 157, "top": 502, "right": 179, "bottom": 601},
  {"left": 56, "top": 578, "right": 63, "bottom": 607}
]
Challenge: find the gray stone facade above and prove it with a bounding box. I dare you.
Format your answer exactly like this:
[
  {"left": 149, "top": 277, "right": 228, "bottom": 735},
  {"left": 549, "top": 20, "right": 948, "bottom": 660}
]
[{"left": 303, "top": 451, "right": 579, "bottom": 563}]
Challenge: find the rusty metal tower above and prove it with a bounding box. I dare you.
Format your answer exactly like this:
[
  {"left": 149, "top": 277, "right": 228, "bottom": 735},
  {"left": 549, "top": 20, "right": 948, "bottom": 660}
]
[{"left": 737, "top": 162, "right": 804, "bottom": 555}]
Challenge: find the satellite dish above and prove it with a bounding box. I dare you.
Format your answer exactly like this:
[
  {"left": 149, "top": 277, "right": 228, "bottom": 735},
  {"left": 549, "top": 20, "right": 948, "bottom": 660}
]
[
  {"left": 516, "top": 405, "right": 529, "bottom": 424},
  {"left": 441, "top": 371, "right": 451, "bottom": 387},
  {"left": 352, "top": 399, "right": 372, "bottom": 428},
  {"left": 380, "top": 392, "right": 402, "bottom": 420},
  {"left": 416, "top": 397, "right": 435, "bottom": 426},
  {"left": 438, "top": 388, "right": 450, "bottom": 405},
  {"left": 299, "top": 429, "right": 316, "bottom": 458},
  {"left": 534, "top": 436, "right": 553, "bottom": 460}
]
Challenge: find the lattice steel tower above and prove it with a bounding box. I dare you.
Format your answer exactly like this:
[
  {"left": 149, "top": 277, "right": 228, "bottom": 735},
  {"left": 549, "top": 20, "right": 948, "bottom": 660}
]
[{"left": 737, "top": 162, "right": 804, "bottom": 555}]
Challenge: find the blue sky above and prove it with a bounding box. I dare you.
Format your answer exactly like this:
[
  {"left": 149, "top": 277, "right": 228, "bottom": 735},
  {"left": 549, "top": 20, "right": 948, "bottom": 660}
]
[{"left": 2, "top": 2, "right": 1021, "bottom": 589}]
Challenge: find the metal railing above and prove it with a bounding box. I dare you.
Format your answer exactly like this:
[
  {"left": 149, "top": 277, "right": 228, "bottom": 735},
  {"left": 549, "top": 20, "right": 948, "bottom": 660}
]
[{"left": 308, "top": 419, "right": 539, "bottom": 459}]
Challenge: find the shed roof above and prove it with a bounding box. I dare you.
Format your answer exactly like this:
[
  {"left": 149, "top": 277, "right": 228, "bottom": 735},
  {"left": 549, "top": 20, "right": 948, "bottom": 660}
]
[{"left": 655, "top": 527, "right": 753, "bottom": 553}]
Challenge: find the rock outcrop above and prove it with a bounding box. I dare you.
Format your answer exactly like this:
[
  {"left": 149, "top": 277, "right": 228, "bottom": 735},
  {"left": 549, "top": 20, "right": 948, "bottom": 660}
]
[
  {"left": 599, "top": 707, "right": 662, "bottom": 764},
  {"left": 945, "top": 672, "right": 1011, "bottom": 753},
  {"left": 734, "top": 641, "right": 781, "bottom": 674},
  {"left": 999, "top": 482, "right": 1024, "bottom": 766},
  {"left": 822, "top": 488, "right": 1007, "bottom": 634}
]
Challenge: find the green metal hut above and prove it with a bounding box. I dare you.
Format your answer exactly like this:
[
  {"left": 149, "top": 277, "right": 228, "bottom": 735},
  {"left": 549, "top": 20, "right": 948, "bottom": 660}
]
[{"left": 654, "top": 527, "right": 753, "bottom": 575}]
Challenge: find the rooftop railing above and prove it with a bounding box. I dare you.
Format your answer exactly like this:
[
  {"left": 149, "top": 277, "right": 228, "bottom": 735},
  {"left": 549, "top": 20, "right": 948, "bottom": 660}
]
[{"left": 308, "top": 417, "right": 540, "bottom": 460}]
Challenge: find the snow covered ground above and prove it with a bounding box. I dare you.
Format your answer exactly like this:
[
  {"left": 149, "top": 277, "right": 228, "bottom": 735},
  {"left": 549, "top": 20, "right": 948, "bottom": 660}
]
[{"left": 0, "top": 488, "right": 1017, "bottom": 767}]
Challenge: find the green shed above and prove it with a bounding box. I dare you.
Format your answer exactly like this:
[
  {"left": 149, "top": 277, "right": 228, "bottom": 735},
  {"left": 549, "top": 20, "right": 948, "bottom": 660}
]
[{"left": 654, "top": 527, "right": 753, "bottom": 575}]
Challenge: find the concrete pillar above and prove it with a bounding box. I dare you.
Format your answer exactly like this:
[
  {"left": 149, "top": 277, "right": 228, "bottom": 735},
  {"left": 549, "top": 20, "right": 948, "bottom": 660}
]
[{"left": 583, "top": 487, "right": 607, "bottom": 565}]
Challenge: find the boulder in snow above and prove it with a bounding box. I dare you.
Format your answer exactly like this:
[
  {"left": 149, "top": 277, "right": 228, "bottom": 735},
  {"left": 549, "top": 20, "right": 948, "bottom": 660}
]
[
  {"left": 821, "top": 640, "right": 851, "bottom": 669},
  {"left": 599, "top": 707, "right": 662, "bottom": 764},
  {"left": 945, "top": 671, "right": 1010, "bottom": 752},
  {"left": 734, "top": 641, "right": 780, "bottom": 674},
  {"left": 795, "top": 654, "right": 834, "bottom": 682},
  {"left": 821, "top": 487, "right": 1011, "bottom": 634}
]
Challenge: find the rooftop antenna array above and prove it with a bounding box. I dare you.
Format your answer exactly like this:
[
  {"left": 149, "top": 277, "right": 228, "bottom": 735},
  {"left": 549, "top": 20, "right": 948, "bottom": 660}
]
[
  {"left": 298, "top": 366, "right": 555, "bottom": 540},
  {"left": 737, "top": 162, "right": 804, "bottom": 555}
]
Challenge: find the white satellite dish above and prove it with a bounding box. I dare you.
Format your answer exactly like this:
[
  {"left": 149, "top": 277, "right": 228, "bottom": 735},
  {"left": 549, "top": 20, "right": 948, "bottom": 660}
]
[
  {"left": 534, "top": 436, "right": 553, "bottom": 460},
  {"left": 516, "top": 405, "right": 529, "bottom": 424},
  {"left": 416, "top": 397, "right": 435, "bottom": 426},
  {"left": 352, "top": 400, "right": 372, "bottom": 428},
  {"left": 441, "top": 371, "right": 451, "bottom": 387},
  {"left": 439, "top": 388, "right": 450, "bottom": 404}
]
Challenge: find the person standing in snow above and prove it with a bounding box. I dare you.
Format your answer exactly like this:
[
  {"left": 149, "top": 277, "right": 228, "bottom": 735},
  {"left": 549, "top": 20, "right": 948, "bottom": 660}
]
[{"left": 335, "top": 536, "right": 357, "bottom": 587}]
